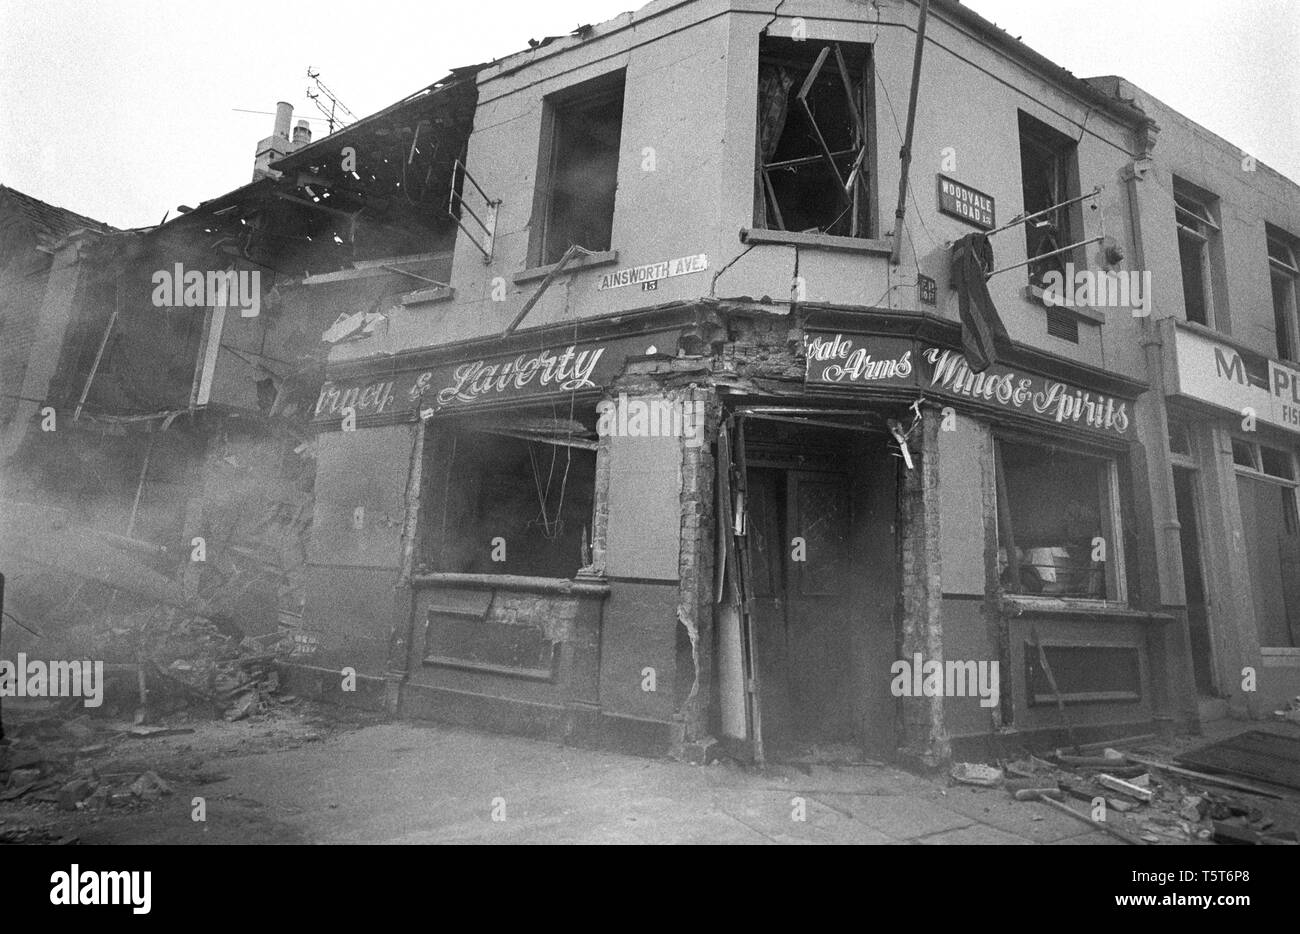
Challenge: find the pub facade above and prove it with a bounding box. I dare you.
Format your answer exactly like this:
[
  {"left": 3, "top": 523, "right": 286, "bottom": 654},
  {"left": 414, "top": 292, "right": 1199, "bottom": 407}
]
[{"left": 284, "top": 0, "right": 1244, "bottom": 762}]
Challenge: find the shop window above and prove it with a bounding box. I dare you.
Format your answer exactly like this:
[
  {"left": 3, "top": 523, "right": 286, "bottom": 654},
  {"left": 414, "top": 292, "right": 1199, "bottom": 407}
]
[
  {"left": 995, "top": 439, "right": 1122, "bottom": 601},
  {"left": 754, "top": 37, "right": 873, "bottom": 238},
  {"left": 1232, "top": 438, "right": 1259, "bottom": 469},
  {"left": 1174, "top": 180, "right": 1222, "bottom": 327},
  {"left": 424, "top": 416, "right": 597, "bottom": 579},
  {"left": 531, "top": 71, "right": 625, "bottom": 266},
  {"left": 1268, "top": 229, "right": 1300, "bottom": 362},
  {"left": 1018, "top": 111, "right": 1080, "bottom": 289},
  {"left": 1232, "top": 439, "right": 1300, "bottom": 647}
]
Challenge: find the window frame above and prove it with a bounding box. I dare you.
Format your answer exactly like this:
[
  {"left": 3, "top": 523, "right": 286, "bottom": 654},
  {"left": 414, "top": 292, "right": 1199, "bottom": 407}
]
[
  {"left": 421, "top": 413, "right": 602, "bottom": 580},
  {"left": 994, "top": 434, "right": 1129, "bottom": 607},
  {"left": 1173, "top": 183, "right": 1221, "bottom": 328},
  {"left": 1231, "top": 436, "right": 1300, "bottom": 648},
  {"left": 1268, "top": 231, "right": 1300, "bottom": 363},
  {"left": 528, "top": 71, "right": 627, "bottom": 269},
  {"left": 1017, "top": 111, "right": 1082, "bottom": 290},
  {"left": 753, "top": 37, "right": 876, "bottom": 240}
]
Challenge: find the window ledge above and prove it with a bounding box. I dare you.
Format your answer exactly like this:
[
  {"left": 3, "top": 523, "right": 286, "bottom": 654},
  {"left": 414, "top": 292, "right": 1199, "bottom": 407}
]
[
  {"left": 739, "top": 228, "right": 893, "bottom": 255},
  {"left": 512, "top": 250, "right": 618, "bottom": 284},
  {"left": 399, "top": 286, "right": 455, "bottom": 306},
  {"left": 1262, "top": 647, "right": 1300, "bottom": 667},
  {"left": 999, "top": 594, "right": 1174, "bottom": 623},
  {"left": 1023, "top": 285, "right": 1107, "bottom": 324},
  {"left": 411, "top": 571, "right": 610, "bottom": 597}
]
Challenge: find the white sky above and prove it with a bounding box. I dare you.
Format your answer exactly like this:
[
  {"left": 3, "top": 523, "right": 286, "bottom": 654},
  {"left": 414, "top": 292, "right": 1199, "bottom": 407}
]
[{"left": 1, "top": 0, "right": 1296, "bottom": 229}]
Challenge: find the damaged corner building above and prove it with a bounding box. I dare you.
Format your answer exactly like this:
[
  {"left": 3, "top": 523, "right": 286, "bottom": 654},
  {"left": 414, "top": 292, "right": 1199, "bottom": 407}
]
[{"left": 4, "top": 0, "right": 1300, "bottom": 772}]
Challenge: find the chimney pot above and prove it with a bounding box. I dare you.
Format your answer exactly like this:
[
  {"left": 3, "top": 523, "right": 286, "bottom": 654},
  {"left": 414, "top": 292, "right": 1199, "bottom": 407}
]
[{"left": 273, "top": 102, "right": 293, "bottom": 140}]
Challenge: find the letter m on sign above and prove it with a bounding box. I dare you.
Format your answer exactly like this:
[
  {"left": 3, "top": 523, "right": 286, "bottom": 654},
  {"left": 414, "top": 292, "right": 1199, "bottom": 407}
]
[{"left": 1215, "top": 347, "right": 1246, "bottom": 384}]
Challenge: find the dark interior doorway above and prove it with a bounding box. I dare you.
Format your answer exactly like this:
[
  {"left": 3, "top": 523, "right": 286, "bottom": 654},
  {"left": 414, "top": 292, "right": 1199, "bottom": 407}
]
[
  {"left": 742, "top": 420, "right": 897, "bottom": 756},
  {"left": 1172, "top": 466, "right": 1215, "bottom": 696}
]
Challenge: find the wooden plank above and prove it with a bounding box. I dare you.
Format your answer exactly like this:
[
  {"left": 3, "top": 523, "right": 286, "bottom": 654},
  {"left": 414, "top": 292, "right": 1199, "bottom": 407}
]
[
  {"left": 1032, "top": 793, "right": 1147, "bottom": 845},
  {"left": 1175, "top": 731, "right": 1300, "bottom": 791},
  {"left": 1125, "top": 754, "right": 1283, "bottom": 799}
]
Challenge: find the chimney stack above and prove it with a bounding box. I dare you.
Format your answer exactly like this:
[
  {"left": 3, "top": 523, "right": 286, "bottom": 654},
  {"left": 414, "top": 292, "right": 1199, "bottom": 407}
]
[
  {"left": 253, "top": 102, "right": 300, "bottom": 182},
  {"left": 292, "top": 119, "right": 312, "bottom": 146}
]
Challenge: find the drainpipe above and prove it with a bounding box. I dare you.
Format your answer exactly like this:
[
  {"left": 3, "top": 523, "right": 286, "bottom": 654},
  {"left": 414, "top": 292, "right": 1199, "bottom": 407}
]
[
  {"left": 1123, "top": 121, "right": 1199, "bottom": 730},
  {"left": 889, "top": 0, "right": 930, "bottom": 266}
]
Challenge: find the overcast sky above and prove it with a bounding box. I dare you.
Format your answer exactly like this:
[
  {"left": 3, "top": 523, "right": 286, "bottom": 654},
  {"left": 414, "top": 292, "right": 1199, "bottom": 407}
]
[{"left": 1, "top": 0, "right": 1295, "bottom": 229}]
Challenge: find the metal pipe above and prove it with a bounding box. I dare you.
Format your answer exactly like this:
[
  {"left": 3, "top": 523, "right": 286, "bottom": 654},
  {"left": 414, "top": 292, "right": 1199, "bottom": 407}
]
[
  {"left": 983, "top": 186, "right": 1103, "bottom": 238},
  {"left": 986, "top": 235, "right": 1104, "bottom": 277},
  {"left": 889, "top": 0, "right": 931, "bottom": 266}
]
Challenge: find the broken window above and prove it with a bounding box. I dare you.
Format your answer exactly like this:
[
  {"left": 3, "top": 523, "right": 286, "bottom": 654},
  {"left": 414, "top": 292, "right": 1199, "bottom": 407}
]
[
  {"left": 1268, "top": 229, "right": 1300, "bottom": 362},
  {"left": 754, "top": 37, "right": 873, "bottom": 238},
  {"left": 1174, "top": 180, "right": 1221, "bottom": 327},
  {"left": 995, "top": 439, "right": 1122, "bottom": 601},
  {"left": 531, "top": 72, "right": 625, "bottom": 266},
  {"left": 1018, "top": 111, "right": 1080, "bottom": 289},
  {"left": 423, "top": 413, "right": 597, "bottom": 578},
  {"left": 1232, "top": 438, "right": 1300, "bottom": 646}
]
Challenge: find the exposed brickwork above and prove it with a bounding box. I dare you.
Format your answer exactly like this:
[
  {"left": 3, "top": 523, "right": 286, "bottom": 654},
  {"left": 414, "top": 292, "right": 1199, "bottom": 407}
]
[{"left": 897, "top": 408, "right": 951, "bottom": 767}]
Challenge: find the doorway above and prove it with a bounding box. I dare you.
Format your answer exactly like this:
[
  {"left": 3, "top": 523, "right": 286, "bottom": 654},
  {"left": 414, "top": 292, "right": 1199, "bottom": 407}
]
[
  {"left": 1172, "top": 466, "right": 1215, "bottom": 696},
  {"left": 741, "top": 420, "right": 897, "bottom": 756}
]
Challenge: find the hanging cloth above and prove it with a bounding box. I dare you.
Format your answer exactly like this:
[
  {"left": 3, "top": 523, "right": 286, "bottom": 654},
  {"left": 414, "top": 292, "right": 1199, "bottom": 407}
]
[{"left": 950, "top": 231, "right": 1011, "bottom": 373}]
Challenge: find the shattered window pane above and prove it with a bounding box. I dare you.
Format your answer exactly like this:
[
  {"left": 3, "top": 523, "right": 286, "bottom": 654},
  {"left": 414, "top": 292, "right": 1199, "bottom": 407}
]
[{"left": 754, "top": 38, "right": 872, "bottom": 238}]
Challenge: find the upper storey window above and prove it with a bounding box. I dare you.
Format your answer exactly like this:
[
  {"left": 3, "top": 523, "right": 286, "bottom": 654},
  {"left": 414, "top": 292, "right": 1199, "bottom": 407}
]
[
  {"left": 754, "top": 37, "right": 874, "bottom": 238},
  {"left": 1018, "top": 111, "right": 1081, "bottom": 290},
  {"left": 1174, "top": 178, "right": 1223, "bottom": 328},
  {"left": 531, "top": 71, "right": 626, "bottom": 267}
]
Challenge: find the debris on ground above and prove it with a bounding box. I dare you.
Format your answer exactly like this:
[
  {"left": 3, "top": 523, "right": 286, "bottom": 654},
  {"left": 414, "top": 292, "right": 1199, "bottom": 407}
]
[
  {"left": 1174, "top": 730, "right": 1300, "bottom": 792},
  {"left": 1273, "top": 696, "right": 1300, "bottom": 724},
  {"left": 950, "top": 762, "right": 1003, "bottom": 787},
  {"left": 963, "top": 731, "right": 1300, "bottom": 845}
]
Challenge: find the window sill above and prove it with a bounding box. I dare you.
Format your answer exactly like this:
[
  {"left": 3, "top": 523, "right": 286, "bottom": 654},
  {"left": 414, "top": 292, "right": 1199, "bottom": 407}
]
[
  {"left": 999, "top": 594, "right": 1174, "bottom": 623},
  {"left": 512, "top": 250, "right": 618, "bottom": 284},
  {"left": 1023, "top": 285, "right": 1107, "bottom": 324},
  {"left": 412, "top": 571, "right": 610, "bottom": 597},
  {"left": 739, "top": 228, "right": 893, "bottom": 255},
  {"left": 1261, "top": 647, "right": 1300, "bottom": 667},
  {"left": 398, "top": 286, "right": 455, "bottom": 306}
]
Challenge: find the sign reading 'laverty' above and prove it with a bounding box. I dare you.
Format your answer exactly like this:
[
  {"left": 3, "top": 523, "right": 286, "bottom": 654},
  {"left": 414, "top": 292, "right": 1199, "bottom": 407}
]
[
  {"left": 805, "top": 332, "right": 1131, "bottom": 437},
  {"left": 596, "top": 254, "right": 708, "bottom": 290},
  {"left": 312, "top": 332, "right": 672, "bottom": 423}
]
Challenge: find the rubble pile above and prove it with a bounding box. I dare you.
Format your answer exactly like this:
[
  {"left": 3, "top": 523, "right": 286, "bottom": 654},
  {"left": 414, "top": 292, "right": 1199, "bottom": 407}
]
[
  {"left": 1273, "top": 695, "right": 1300, "bottom": 724},
  {"left": 950, "top": 743, "right": 1299, "bottom": 845}
]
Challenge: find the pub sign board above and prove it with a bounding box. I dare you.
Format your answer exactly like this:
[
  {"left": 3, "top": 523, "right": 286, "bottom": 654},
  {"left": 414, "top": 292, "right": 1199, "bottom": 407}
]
[
  {"left": 313, "top": 331, "right": 674, "bottom": 426},
  {"left": 937, "top": 174, "right": 996, "bottom": 230},
  {"left": 805, "top": 331, "right": 1132, "bottom": 438}
]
